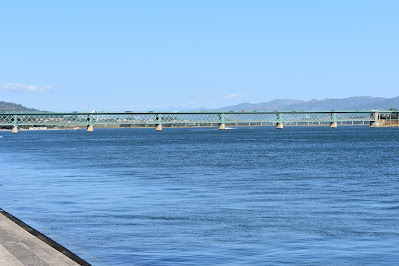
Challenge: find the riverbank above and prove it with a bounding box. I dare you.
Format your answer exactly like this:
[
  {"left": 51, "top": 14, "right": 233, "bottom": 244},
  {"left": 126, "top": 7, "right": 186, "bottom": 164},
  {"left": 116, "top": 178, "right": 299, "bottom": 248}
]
[{"left": 0, "top": 209, "right": 89, "bottom": 266}]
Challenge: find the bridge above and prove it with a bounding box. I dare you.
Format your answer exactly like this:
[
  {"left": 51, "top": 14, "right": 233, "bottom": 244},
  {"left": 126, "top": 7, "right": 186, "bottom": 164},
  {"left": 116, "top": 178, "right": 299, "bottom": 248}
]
[{"left": 1, "top": 110, "right": 398, "bottom": 133}]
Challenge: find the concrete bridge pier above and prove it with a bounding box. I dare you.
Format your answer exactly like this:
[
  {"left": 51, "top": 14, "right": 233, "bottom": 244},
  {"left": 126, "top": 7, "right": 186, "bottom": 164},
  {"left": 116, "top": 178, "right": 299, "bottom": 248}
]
[
  {"left": 370, "top": 111, "right": 380, "bottom": 127},
  {"left": 11, "top": 126, "right": 18, "bottom": 134},
  {"left": 155, "top": 124, "right": 163, "bottom": 131},
  {"left": 370, "top": 121, "right": 380, "bottom": 127},
  {"left": 155, "top": 114, "right": 163, "bottom": 131},
  {"left": 276, "top": 113, "right": 283, "bottom": 129},
  {"left": 218, "top": 113, "right": 226, "bottom": 130},
  {"left": 86, "top": 114, "right": 94, "bottom": 132},
  {"left": 330, "top": 122, "right": 338, "bottom": 128}
]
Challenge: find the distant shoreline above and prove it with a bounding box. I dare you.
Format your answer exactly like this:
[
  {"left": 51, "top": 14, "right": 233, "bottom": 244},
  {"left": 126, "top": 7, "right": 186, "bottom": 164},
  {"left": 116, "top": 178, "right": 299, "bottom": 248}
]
[{"left": 1, "top": 123, "right": 398, "bottom": 132}]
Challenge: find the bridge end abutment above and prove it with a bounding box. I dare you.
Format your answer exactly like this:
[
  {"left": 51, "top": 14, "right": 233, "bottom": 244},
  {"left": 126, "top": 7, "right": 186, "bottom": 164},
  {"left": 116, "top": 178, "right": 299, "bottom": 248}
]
[
  {"left": 370, "top": 121, "right": 380, "bottom": 127},
  {"left": 370, "top": 111, "right": 380, "bottom": 127}
]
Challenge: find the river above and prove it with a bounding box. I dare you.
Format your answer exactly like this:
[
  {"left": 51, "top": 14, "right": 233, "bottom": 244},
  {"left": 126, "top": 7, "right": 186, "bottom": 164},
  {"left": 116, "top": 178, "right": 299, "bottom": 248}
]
[{"left": 0, "top": 126, "right": 398, "bottom": 264}]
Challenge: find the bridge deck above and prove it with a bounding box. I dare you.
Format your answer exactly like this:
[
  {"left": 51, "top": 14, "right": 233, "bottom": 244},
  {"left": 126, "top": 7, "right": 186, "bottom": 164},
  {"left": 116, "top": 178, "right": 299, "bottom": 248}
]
[{"left": 1, "top": 110, "right": 397, "bottom": 132}]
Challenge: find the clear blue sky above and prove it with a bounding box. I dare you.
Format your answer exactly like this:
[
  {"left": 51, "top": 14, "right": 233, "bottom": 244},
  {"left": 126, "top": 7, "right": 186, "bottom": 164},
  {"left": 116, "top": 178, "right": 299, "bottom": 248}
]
[{"left": 0, "top": 0, "right": 398, "bottom": 111}]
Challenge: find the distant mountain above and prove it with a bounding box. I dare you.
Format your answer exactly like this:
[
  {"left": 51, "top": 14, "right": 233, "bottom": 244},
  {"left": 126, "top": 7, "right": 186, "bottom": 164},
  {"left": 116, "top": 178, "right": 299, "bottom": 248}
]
[
  {"left": 216, "top": 99, "right": 305, "bottom": 111},
  {"left": 0, "top": 101, "right": 39, "bottom": 112},
  {"left": 353, "top": 96, "right": 399, "bottom": 110},
  {"left": 286, "top": 97, "right": 387, "bottom": 111},
  {"left": 214, "top": 96, "right": 399, "bottom": 111},
  {"left": 2, "top": 96, "right": 399, "bottom": 113}
]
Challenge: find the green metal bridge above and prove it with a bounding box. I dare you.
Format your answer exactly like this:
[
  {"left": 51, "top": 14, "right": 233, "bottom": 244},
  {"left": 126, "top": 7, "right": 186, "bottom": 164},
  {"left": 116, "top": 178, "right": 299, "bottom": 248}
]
[{"left": 1, "top": 110, "right": 398, "bottom": 133}]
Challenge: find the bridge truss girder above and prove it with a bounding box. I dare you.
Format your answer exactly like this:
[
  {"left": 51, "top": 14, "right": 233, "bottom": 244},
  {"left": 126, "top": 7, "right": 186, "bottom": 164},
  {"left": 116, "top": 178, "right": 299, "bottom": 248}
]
[{"left": 0, "top": 110, "right": 396, "bottom": 127}]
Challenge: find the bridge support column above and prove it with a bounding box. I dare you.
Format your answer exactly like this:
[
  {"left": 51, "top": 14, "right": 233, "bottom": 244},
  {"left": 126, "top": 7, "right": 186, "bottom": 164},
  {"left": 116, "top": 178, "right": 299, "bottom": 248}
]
[
  {"left": 155, "top": 114, "right": 163, "bottom": 131},
  {"left": 155, "top": 124, "right": 163, "bottom": 131},
  {"left": 218, "top": 113, "right": 226, "bottom": 130},
  {"left": 155, "top": 114, "right": 162, "bottom": 131},
  {"left": 87, "top": 114, "right": 94, "bottom": 132},
  {"left": 276, "top": 113, "right": 283, "bottom": 129},
  {"left": 370, "top": 111, "right": 380, "bottom": 127},
  {"left": 330, "top": 113, "right": 338, "bottom": 128},
  {"left": 11, "top": 115, "right": 18, "bottom": 134}
]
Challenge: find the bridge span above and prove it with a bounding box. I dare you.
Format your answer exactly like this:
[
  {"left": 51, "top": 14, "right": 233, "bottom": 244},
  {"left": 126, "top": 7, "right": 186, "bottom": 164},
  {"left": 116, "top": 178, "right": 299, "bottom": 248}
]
[{"left": 1, "top": 110, "right": 398, "bottom": 133}]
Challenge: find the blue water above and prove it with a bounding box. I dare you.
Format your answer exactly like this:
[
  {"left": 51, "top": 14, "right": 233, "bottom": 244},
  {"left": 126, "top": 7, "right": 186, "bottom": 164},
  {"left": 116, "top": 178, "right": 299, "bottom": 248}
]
[{"left": 1, "top": 127, "right": 399, "bottom": 265}]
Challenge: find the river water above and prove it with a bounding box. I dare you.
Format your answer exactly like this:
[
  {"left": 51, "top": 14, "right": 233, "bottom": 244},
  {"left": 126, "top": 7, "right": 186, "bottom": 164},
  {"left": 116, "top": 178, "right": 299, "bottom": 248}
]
[{"left": 0, "top": 127, "right": 398, "bottom": 265}]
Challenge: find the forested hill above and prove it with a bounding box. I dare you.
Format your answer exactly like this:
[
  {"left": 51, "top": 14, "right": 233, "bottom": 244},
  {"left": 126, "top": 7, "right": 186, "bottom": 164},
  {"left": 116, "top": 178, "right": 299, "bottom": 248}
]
[{"left": 0, "top": 101, "right": 39, "bottom": 112}]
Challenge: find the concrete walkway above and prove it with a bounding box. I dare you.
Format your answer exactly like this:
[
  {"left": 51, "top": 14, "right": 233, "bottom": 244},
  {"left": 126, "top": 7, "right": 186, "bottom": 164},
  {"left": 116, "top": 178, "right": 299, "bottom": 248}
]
[{"left": 0, "top": 210, "right": 88, "bottom": 265}]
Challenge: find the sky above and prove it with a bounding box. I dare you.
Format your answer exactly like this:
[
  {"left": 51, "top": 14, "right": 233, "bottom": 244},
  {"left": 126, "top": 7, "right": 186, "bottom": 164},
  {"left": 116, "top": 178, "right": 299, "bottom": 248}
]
[{"left": 0, "top": 0, "right": 398, "bottom": 111}]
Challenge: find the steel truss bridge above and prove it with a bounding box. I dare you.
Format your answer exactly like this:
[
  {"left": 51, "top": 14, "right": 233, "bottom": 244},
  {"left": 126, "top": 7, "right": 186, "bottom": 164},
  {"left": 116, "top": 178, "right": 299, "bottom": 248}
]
[{"left": 1, "top": 110, "right": 398, "bottom": 133}]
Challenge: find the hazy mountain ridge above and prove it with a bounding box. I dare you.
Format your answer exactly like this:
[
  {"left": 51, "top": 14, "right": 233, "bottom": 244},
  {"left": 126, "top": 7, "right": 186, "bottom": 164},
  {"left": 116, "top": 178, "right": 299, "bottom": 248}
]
[
  {"left": 217, "top": 99, "right": 305, "bottom": 112},
  {"left": 214, "top": 96, "right": 399, "bottom": 111},
  {"left": 0, "top": 101, "right": 39, "bottom": 111},
  {"left": 2, "top": 96, "right": 399, "bottom": 112}
]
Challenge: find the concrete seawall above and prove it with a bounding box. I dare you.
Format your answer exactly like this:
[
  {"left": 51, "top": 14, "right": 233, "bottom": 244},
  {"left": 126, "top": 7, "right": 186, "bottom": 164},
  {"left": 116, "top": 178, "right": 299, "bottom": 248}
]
[{"left": 0, "top": 209, "right": 90, "bottom": 266}]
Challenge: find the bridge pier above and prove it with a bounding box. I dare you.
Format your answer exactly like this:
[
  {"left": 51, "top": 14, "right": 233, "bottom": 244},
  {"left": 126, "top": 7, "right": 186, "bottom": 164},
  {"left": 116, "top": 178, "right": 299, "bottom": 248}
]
[
  {"left": 370, "top": 121, "right": 380, "bottom": 127},
  {"left": 330, "top": 122, "right": 338, "bottom": 128},
  {"left": 370, "top": 111, "right": 380, "bottom": 127},
  {"left": 218, "top": 113, "right": 226, "bottom": 130},
  {"left": 155, "top": 114, "right": 163, "bottom": 131},
  {"left": 11, "top": 126, "right": 18, "bottom": 134},
  {"left": 218, "top": 123, "right": 226, "bottom": 130},
  {"left": 155, "top": 124, "right": 163, "bottom": 131},
  {"left": 276, "top": 113, "right": 283, "bottom": 129},
  {"left": 87, "top": 114, "right": 94, "bottom": 132}
]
